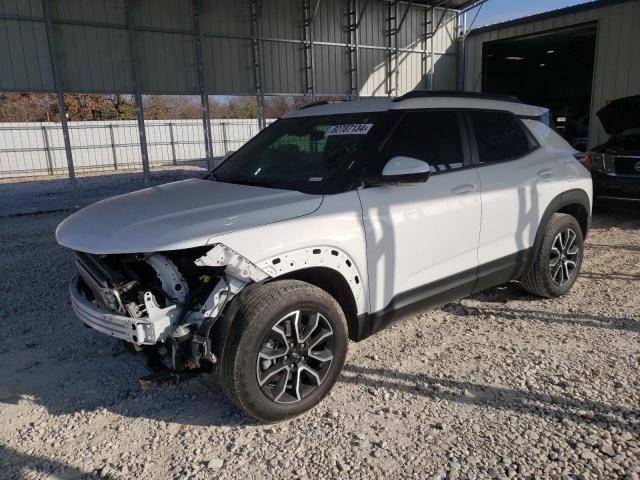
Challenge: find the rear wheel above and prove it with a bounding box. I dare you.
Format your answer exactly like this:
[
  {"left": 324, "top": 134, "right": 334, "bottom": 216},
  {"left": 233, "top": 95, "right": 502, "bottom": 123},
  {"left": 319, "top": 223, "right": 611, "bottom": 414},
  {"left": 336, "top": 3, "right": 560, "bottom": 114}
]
[
  {"left": 217, "top": 280, "right": 348, "bottom": 422},
  {"left": 522, "top": 213, "right": 584, "bottom": 298}
]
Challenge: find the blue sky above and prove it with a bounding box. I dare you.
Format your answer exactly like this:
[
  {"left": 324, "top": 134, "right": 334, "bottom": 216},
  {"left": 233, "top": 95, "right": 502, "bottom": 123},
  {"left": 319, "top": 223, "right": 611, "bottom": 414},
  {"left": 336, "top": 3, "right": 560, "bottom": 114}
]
[{"left": 471, "top": 0, "right": 592, "bottom": 28}]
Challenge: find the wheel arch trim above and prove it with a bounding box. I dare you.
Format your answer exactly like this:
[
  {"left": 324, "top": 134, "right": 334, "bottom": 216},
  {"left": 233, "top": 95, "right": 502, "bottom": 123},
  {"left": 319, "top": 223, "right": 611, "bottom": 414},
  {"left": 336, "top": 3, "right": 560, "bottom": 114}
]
[
  {"left": 528, "top": 188, "right": 591, "bottom": 272},
  {"left": 257, "top": 246, "right": 366, "bottom": 316}
]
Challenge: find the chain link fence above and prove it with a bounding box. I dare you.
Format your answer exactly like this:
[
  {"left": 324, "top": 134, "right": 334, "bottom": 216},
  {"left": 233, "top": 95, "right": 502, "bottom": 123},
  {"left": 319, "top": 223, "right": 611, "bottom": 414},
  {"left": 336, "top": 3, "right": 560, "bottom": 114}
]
[{"left": 0, "top": 119, "right": 270, "bottom": 180}]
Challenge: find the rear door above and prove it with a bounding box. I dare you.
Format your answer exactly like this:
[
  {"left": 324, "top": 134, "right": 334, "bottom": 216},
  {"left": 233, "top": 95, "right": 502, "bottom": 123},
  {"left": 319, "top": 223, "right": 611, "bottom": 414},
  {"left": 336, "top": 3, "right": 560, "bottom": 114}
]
[
  {"left": 357, "top": 110, "right": 482, "bottom": 318},
  {"left": 468, "top": 110, "right": 563, "bottom": 287}
]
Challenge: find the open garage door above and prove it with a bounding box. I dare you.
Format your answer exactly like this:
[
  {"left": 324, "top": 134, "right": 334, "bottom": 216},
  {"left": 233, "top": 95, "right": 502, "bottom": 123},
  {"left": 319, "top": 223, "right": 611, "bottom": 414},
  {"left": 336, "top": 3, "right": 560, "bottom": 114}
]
[{"left": 482, "top": 23, "right": 597, "bottom": 151}]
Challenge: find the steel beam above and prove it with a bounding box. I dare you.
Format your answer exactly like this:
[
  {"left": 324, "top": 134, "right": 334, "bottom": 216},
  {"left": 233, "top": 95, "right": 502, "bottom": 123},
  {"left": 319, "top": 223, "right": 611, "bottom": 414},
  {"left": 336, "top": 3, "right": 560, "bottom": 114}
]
[
  {"left": 347, "top": 0, "right": 358, "bottom": 98},
  {"left": 125, "top": 0, "right": 151, "bottom": 185},
  {"left": 42, "top": 0, "right": 76, "bottom": 186},
  {"left": 386, "top": 1, "right": 399, "bottom": 97},
  {"left": 192, "top": 0, "right": 214, "bottom": 170},
  {"left": 432, "top": 0, "right": 452, "bottom": 36},
  {"left": 396, "top": 1, "right": 413, "bottom": 34},
  {"left": 250, "top": 0, "right": 266, "bottom": 130},
  {"left": 302, "top": 0, "right": 315, "bottom": 96}
]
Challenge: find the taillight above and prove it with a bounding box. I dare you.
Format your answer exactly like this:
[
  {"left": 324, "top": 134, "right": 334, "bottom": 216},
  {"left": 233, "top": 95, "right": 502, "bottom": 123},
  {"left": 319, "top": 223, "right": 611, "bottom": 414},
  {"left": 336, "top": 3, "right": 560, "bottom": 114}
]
[{"left": 574, "top": 152, "right": 592, "bottom": 170}]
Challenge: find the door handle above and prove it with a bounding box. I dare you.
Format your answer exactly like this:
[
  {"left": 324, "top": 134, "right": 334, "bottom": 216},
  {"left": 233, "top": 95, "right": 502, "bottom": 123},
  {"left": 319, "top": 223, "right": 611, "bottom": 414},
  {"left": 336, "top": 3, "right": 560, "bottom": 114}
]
[
  {"left": 537, "top": 168, "right": 554, "bottom": 179},
  {"left": 451, "top": 184, "right": 476, "bottom": 195}
]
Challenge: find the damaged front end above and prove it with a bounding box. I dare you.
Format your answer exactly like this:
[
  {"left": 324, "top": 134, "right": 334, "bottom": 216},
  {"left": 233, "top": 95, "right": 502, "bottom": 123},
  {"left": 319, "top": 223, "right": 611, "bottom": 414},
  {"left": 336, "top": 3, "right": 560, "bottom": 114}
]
[{"left": 70, "top": 244, "right": 269, "bottom": 375}]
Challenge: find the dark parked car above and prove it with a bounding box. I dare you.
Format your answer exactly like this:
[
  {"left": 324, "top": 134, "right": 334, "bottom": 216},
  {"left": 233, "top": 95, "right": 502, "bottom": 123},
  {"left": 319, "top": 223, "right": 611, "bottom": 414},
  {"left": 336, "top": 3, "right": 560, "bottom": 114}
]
[{"left": 588, "top": 95, "right": 640, "bottom": 204}]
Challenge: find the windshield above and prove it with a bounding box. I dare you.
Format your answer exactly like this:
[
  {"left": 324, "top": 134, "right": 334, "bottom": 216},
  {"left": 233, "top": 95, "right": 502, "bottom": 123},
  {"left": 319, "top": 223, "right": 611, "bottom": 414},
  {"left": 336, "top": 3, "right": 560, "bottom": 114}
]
[{"left": 212, "top": 112, "right": 385, "bottom": 194}]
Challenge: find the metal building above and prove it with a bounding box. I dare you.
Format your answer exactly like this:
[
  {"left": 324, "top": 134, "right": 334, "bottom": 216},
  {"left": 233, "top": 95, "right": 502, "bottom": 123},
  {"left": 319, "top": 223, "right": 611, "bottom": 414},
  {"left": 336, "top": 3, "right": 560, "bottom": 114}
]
[
  {"left": 461, "top": 0, "right": 640, "bottom": 150},
  {"left": 0, "top": 0, "right": 485, "bottom": 185}
]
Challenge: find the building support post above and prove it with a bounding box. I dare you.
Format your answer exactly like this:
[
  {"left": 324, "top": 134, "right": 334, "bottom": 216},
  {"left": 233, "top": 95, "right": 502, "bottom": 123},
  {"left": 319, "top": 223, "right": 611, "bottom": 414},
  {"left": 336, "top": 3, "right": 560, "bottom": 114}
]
[
  {"left": 125, "top": 0, "right": 151, "bottom": 185},
  {"left": 250, "top": 0, "right": 266, "bottom": 130},
  {"left": 385, "top": 1, "right": 399, "bottom": 97},
  {"left": 192, "top": 0, "right": 214, "bottom": 170},
  {"left": 221, "top": 122, "right": 229, "bottom": 155},
  {"left": 41, "top": 125, "right": 54, "bottom": 175},
  {"left": 42, "top": 0, "right": 76, "bottom": 186},
  {"left": 457, "top": 0, "right": 487, "bottom": 90},
  {"left": 347, "top": 0, "right": 358, "bottom": 99},
  {"left": 302, "top": 0, "right": 314, "bottom": 97},
  {"left": 168, "top": 122, "right": 177, "bottom": 165},
  {"left": 108, "top": 124, "right": 118, "bottom": 169}
]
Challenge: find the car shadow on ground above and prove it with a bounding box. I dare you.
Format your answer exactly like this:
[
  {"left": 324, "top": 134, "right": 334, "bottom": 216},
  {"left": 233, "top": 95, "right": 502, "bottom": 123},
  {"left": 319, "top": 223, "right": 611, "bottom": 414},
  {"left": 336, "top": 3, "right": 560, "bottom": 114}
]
[
  {"left": 340, "top": 364, "right": 640, "bottom": 435},
  {"left": 0, "top": 445, "right": 113, "bottom": 480},
  {"left": 442, "top": 299, "right": 640, "bottom": 334},
  {"left": 579, "top": 270, "right": 640, "bottom": 282},
  {"left": 0, "top": 336, "right": 256, "bottom": 428}
]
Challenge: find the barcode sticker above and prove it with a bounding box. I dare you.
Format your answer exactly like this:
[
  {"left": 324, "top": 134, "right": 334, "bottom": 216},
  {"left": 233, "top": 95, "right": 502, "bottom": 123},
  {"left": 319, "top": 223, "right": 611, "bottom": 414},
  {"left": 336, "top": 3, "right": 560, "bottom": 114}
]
[{"left": 325, "top": 124, "right": 373, "bottom": 136}]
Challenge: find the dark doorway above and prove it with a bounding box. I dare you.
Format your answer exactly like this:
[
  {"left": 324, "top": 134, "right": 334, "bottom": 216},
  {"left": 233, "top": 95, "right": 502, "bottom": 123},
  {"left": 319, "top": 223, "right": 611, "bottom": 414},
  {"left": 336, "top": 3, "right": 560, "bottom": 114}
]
[{"left": 482, "top": 22, "right": 597, "bottom": 150}]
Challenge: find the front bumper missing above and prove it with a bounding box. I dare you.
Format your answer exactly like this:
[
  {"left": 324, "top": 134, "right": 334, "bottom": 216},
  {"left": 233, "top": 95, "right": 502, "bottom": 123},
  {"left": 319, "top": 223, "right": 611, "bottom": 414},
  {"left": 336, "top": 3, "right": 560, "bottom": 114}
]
[{"left": 69, "top": 274, "right": 177, "bottom": 345}]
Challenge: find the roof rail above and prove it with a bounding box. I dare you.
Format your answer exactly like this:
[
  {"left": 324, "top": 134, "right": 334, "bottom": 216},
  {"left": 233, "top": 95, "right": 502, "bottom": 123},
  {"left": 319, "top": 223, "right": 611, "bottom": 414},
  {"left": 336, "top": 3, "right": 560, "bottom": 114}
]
[
  {"left": 298, "top": 100, "right": 330, "bottom": 110},
  {"left": 393, "top": 90, "right": 522, "bottom": 104}
]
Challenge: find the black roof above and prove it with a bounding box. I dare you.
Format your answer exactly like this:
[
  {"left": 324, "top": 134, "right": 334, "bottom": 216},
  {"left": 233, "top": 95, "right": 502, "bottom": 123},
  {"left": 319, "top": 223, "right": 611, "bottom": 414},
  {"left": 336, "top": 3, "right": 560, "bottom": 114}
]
[
  {"left": 468, "top": 0, "right": 635, "bottom": 36},
  {"left": 393, "top": 90, "right": 522, "bottom": 103}
]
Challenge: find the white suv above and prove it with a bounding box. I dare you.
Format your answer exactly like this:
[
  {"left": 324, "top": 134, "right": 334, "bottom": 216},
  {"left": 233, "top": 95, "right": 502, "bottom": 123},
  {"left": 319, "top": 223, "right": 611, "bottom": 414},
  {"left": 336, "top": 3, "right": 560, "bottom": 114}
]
[{"left": 56, "top": 92, "right": 592, "bottom": 422}]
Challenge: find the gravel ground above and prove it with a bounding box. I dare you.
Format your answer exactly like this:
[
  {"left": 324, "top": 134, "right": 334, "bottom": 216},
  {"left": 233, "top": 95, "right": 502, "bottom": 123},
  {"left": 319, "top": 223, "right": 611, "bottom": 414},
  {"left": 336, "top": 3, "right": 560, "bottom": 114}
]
[{"left": 0, "top": 203, "right": 639, "bottom": 480}]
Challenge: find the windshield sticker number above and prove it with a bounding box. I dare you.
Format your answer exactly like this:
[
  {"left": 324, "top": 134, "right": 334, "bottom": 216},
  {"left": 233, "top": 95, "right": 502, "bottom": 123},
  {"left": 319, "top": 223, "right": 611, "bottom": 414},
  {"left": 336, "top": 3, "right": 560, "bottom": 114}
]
[{"left": 325, "top": 124, "right": 373, "bottom": 136}]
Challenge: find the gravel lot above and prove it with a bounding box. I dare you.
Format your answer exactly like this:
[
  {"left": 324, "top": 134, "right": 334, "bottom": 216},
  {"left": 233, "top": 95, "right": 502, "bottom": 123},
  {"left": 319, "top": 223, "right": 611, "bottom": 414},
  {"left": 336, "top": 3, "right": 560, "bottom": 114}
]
[{"left": 1, "top": 202, "right": 639, "bottom": 479}]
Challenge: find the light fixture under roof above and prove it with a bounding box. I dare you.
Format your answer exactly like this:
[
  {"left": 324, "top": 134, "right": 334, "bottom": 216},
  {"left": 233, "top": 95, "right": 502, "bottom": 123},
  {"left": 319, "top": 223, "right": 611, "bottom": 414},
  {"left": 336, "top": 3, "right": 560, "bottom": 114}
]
[
  {"left": 539, "top": 63, "right": 546, "bottom": 67},
  {"left": 547, "top": 50, "right": 555, "bottom": 54},
  {"left": 505, "top": 56, "right": 525, "bottom": 61}
]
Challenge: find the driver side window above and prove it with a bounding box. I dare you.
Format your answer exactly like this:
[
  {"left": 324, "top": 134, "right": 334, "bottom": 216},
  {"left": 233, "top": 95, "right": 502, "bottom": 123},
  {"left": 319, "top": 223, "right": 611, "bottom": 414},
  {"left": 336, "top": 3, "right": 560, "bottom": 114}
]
[{"left": 378, "top": 110, "right": 465, "bottom": 174}]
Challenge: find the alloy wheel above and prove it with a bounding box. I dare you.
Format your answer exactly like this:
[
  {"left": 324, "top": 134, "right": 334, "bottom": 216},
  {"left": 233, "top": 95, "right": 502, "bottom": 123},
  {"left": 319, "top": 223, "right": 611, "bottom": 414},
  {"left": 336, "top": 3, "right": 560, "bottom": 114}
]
[
  {"left": 549, "top": 227, "right": 580, "bottom": 286},
  {"left": 256, "top": 310, "right": 334, "bottom": 404}
]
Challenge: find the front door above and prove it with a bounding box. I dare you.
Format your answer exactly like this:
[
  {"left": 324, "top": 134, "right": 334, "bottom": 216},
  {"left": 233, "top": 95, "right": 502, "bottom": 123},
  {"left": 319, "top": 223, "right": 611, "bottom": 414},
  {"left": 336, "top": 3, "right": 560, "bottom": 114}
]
[{"left": 357, "top": 110, "right": 482, "bottom": 320}]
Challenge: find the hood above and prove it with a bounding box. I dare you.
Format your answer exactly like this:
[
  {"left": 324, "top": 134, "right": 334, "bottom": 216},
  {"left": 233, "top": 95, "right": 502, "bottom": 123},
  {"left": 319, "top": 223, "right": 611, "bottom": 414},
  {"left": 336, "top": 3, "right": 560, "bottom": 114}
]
[
  {"left": 596, "top": 95, "right": 640, "bottom": 135},
  {"left": 56, "top": 178, "right": 323, "bottom": 254}
]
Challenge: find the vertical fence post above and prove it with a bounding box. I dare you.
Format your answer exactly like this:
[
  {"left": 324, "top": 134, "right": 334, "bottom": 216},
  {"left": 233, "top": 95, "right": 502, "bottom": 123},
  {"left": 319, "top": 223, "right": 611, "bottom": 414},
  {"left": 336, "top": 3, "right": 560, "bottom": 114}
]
[
  {"left": 168, "top": 121, "right": 177, "bottom": 165},
  {"left": 41, "top": 125, "right": 54, "bottom": 175},
  {"left": 221, "top": 122, "right": 228, "bottom": 156},
  {"left": 108, "top": 123, "right": 118, "bottom": 170}
]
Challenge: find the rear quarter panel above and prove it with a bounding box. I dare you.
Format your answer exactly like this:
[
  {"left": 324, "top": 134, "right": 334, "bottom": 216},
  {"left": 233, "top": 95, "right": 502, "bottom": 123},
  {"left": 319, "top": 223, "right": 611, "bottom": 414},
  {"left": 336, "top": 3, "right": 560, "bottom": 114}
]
[{"left": 524, "top": 119, "right": 593, "bottom": 207}]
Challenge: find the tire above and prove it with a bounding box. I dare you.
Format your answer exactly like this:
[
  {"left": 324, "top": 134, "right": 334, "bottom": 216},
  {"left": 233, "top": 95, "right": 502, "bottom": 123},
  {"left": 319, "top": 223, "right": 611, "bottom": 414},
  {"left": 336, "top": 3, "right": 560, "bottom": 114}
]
[
  {"left": 522, "top": 213, "right": 584, "bottom": 298},
  {"left": 216, "top": 279, "right": 348, "bottom": 422}
]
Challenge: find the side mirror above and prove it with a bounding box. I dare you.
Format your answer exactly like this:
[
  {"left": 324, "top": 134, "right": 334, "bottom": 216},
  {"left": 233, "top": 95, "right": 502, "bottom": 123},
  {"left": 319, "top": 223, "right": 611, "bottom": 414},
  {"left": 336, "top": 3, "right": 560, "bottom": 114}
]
[{"left": 366, "top": 156, "right": 431, "bottom": 185}]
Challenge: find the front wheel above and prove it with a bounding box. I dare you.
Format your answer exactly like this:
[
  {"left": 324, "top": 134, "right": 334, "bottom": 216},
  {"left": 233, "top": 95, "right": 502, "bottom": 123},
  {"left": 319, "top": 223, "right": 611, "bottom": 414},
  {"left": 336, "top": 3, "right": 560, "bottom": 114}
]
[
  {"left": 522, "top": 213, "right": 584, "bottom": 298},
  {"left": 217, "top": 280, "right": 348, "bottom": 422}
]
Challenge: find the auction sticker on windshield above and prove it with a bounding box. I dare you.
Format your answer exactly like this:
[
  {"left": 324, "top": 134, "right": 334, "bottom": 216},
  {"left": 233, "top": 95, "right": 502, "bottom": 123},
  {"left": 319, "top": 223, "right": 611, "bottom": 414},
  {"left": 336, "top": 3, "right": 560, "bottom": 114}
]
[{"left": 325, "top": 124, "right": 373, "bottom": 136}]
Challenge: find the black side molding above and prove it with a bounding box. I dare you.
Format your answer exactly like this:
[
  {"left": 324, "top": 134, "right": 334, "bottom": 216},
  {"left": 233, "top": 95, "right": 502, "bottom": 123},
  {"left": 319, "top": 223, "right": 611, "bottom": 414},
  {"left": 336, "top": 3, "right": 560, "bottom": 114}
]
[
  {"left": 353, "top": 188, "right": 591, "bottom": 343},
  {"left": 353, "top": 266, "right": 477, "bottom": 341}
]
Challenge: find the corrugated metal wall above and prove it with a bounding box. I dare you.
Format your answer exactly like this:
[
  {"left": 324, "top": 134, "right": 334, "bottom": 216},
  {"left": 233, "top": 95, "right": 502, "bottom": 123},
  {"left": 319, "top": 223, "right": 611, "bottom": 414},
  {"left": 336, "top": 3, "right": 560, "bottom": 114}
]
[
  {"left": 0, "top": 0, "right": 460, "bottom": 97},
  {"left": 463, "top": 0, "right": 640, "bottom": 148}
]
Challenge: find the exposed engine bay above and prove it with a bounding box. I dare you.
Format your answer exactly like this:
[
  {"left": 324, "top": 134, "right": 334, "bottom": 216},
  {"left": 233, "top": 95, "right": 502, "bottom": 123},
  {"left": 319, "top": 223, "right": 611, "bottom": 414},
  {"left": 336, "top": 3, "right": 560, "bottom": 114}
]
[{"left": 71, "top": 244, "right": 270, "bottom": 373}]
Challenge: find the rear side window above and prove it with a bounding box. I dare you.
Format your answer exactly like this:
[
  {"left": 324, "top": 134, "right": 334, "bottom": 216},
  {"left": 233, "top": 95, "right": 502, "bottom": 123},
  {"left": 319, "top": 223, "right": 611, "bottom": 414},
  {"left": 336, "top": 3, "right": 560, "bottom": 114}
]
[
  {"left": 470, "top": 111, "right": 532, "bottom": 163},
  {"left": 378, "top": 111, "right": 464, "bottom": 173}
]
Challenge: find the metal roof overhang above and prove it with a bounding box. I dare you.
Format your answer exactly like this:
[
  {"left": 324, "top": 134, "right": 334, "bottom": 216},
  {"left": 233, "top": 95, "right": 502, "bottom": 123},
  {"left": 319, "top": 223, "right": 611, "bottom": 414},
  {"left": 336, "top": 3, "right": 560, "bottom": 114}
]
[
  {"left": 0, "top": 0, "right": 465, "bottom": 96},
  {"left": 412, "top": 0, "right": 482, "bottom": 9}
]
